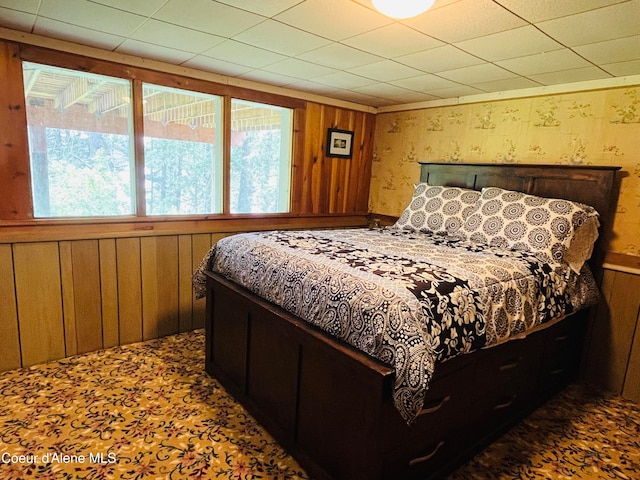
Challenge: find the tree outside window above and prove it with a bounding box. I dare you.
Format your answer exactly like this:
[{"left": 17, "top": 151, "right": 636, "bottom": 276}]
[{"left": 23, "top": 62, "right": 293, "bottom": 218}]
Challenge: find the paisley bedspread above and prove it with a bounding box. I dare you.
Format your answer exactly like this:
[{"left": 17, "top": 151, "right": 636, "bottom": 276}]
[{"left": 193, "top": 228, "right": 598, "bottom": 423}]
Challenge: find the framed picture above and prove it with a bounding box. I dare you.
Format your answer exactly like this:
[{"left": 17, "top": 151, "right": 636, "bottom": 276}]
[{"left": 326, "top": 128, "right": 354, "bottom": 158}]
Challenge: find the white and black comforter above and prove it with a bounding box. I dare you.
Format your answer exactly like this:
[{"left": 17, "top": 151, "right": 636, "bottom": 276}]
[{"left": 193, "top": 228, "right": 598, "bottom": 423}]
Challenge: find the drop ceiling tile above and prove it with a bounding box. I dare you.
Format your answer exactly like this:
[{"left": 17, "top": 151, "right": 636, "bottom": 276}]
[
  {"left": 402, "top": 93, "right": 443, "bottom": 104},
  {"left": 403, "top": 0, "right": 462, "bottom": 12},
  {"left": 215, "top": 0, "right": 302, "bottom": 17},
  {"left": 574, "top": 35, "right": 640, "bottom": 65},
  {"left": 2, "top": 0, "right": 638, "bottom": 108},
  {"left": 427, "top": 85, "right": 485, "bottom": 98},
  {"left": 496, "top": 49, "right": 592, "bottom": 76},
  {"left": 0, "top": 0, "right": 41, "bottom": 13},
  {"left": 34, "top": 17, "right": 127, "bottom": 50},
  {"left": 349, "top": 0, "right": 371, "bottom": 8},
  {"left": 496, "top": 0, "right": 629, "bottom": 22},
  {"left": 527, "top": 67, "right": 612, "bottom": 85},
  {"left": 455, "top": 26, "right": 564, "bottom": 62},
  {"left": 328, "top": 89, "right": 390, "bottom": 107},
  {"left": 89, "top": 0, "right": 168, "bottom": 16},
  {"left": 310, "top": 71, "right": 377, "bottom": 89},
  {"left": 352, "top": 83, "right": 411, "bottom": 98},
  {"left": 378, "top": 90, "right": 436, "bottom": 104},
  {"left": 283, "top": 79, "right": 343, "bottom": 95},
  {"left": 396, "top": 45, "right": 484, "bottom": 72},
  {"left": 274, "top": 0, "right": 390, "bottom": 41},
  {"left": 262, "top": 57, "right": 335, "bottom": 79},
  {"left": 353, "top": 82, "right": 422, "bottom": 100},
  {"left": 117, "top": 39, "right": 197, "bottom": 64},
  {"left": 154, "top": 0, "right": 264, "bottom": 37},
  {"left": 233, "top": 19, "right": 331, "bottom": 56},
  {"left": 39, "top": 0, "right": 147, "bottom": 36},
  {"left": 536, "top": 1, "right": 640, "bottom": 47},
  {"left": 0, "top": 7, "right": 36, "bottom": 30},
  {"left": 297, "top": 43, "right": 383, "bottom": 70},
  {"left": 404, "top": 0, "right": 527, "bottom": 43},
  {"left": 238, "top": 69, "right": 299, "bottom": 86},
  {"left": 131, "top": 19, "right": 226, "bottom": 53},
  {"left": 182, "top": 55, "right": 254, "bottom": 76},
  {"left": 348, "top": 60, "right": 424, "bottom": 82},
  {"left": 472, "top": 76, "right": 541, "bottom": 93},
  {"left": 371, "top": 97, "right": 410, "bottom": 107},
  {"left": 342, "top": 23, "right": 443, "bottom": 58},
  {"left": 390, "top": 74, "right": 462, "bottom": 93},
  {"left": 437, "top": 63, "right": 519, "bottom": 84},
  {"left": 602, "top": 59, "right": 640, "bottom": 77},
  {"left": 201, "top": 40, "right": 287, "bottom": 68}
]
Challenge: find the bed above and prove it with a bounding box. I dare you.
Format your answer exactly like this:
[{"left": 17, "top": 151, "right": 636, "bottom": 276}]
[{"left": 194, "top": 162, "right": 620, "bottom": 480}]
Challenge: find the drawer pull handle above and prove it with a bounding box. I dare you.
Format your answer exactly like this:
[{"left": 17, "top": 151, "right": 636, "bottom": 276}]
[
  {"left": 494, "top": 395, "right": 517, "bottom": 411},
  {"left": 555, "top": 335, "right": 569, "bottom": 342},
  {"left": 418, "top": 395, "right": 451, "bottom": 416},
  {"left": 409, "top": 441, "right": 445, "bottom": 467},
  {"left": 499, "top": 357, "right": 521, "bottom": 371},
  {"left": 551, "top": 368, "right": 565, "bottom": 376}
]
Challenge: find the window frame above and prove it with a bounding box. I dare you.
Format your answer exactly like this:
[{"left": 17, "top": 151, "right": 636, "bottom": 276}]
[
  {"left": 14, "top": 45, "right": 304, "bottom": 223},
  {"left": 24, "top": 62, "right": 137, "bottom": 218}
]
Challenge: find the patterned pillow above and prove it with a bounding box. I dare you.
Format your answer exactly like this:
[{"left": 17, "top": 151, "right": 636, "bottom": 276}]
[
  {"left": 393, "top": 183, "right": 481, "bottom": 237},
  {"left": 461, "top": 187, "right": 599, "bottom": 267},
  {"left": 564, "top": 215, "right": 600, "bottom": 273}
]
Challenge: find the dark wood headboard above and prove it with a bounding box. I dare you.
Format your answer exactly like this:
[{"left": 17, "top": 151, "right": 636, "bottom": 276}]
[{"left": 419, "top": 162, "right": 621, "bottom": 275}]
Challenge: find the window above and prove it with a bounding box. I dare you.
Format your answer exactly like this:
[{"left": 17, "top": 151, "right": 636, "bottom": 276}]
[
  {"left": 143, "top": 84, "right": 223, "bottom": 215},
  {"left": 230, "top": 99, "right": 292, "bottom": 214},
  {"left": 23, "top": 62, "right": 135, "bottom": 217},
  {"left": 22, "top": 61, "right": 294, "bottom": 219}
]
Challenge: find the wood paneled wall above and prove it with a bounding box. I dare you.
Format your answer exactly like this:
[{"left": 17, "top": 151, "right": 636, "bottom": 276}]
[
  {"left": 0, "top": 216, "right": 371, "bottom": 372},
  {"left": 0, "top": 42, "right": 33, "bottom": 219},
  {"left": 0, "top": 233, "right": 227, "bottom": 372},
  {"left": 584, "top": 265, "right": 640, "bottom": 402},
  {"left": 292, "top": 102, "right": 375, "bottom": 214}
]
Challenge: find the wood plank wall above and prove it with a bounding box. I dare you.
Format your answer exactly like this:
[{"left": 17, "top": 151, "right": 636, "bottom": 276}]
[
  {"left": 0, "top": 233, "right": 228, "bottom": 371},
  {"left": 0, "top": 42, "right": 33, "bottom": 219},
  {"left": 0, "top": 217, "right": 372, "bottom": 373},
  {"left": 292, "top": 102, "right": 374, "bottom": 214},
  {"left": 584, "top": 265, "right": 640, "bottom": 402}
]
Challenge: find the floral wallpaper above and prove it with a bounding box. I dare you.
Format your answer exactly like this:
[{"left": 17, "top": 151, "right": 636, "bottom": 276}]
[{"left": 369, "top": 87, "right": 640, "bottom": 257}]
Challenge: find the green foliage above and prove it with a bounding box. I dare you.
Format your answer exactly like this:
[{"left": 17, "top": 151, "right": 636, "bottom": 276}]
[
  {"left": 230, "top": 129, "right": 283, "bottom": 214},
  {"left": 145, "top": 138, "right": 216, "bottom": 215},
  {"left": 32, "top": 125, "right": 289, "bottom": 217},
  {"left": 32, "top": 128, "right": 132, "bottom": 217}
]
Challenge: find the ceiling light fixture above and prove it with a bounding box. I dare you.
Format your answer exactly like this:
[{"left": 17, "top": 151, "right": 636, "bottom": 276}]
[{"left": 372, "top": 0, "right": 435, "bottom": 19}]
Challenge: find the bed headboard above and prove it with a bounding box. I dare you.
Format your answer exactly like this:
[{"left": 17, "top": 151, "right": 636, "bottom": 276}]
[{"left": 419, "top": 162, "right": 621, "bottom": 274}]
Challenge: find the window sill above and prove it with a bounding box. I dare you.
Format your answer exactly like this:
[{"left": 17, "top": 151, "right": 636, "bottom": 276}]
[{"left": 0, "top": 213, "right": 370, "bottom": 243}]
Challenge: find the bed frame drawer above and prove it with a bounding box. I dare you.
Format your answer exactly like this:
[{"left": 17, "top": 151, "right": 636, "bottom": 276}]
[
  {"left": 539, "top": 312, "right": 588, "bottom": 397},
  {"left": 473, "top": 335, "right": 543, "bottom": 430},
  {"left": 383, "top": 434, "right": 455, "bottom": 480},
  {"left": 381, "top": 356, "right": 474, "bottom": 450}
]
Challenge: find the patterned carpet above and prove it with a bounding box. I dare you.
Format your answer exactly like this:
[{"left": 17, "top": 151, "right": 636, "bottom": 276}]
[{"left": 0, "top": 330, "right": 638, "bottom": 480}]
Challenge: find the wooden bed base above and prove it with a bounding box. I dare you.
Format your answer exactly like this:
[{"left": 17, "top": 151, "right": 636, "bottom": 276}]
[{"left": 204, "top": 163, "right": 620, "bottom": 480}]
